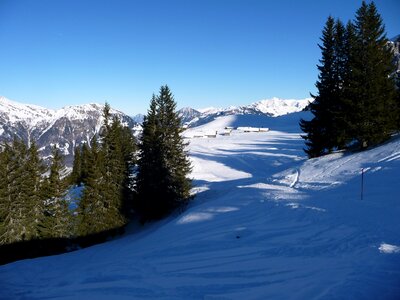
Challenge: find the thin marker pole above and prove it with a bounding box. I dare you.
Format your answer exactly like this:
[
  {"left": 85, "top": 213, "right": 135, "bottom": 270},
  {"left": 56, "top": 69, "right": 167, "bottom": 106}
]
[{"left": 361, "top": 168, "right": 364, "bottom": 200}]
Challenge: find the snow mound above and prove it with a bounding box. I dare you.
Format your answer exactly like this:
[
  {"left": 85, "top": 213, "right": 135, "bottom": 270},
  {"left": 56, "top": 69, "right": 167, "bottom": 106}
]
[{"left": 379, "top": 243, "right": 400, "bottom": 254}]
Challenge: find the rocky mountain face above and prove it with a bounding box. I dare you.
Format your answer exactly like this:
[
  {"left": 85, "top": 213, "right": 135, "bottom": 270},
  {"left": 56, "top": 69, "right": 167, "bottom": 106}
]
[
  {"left": 177, "top": 107, "right": 202, "bottom": 124},
  {"left": 389, "top": 35, "right": 400, "bottom": 66},
  {"left": 390, "top": 36, "right": 400, "bottom": 86},
  {"left": 0, "top": 97, "right": 136, "bottom": 168}
]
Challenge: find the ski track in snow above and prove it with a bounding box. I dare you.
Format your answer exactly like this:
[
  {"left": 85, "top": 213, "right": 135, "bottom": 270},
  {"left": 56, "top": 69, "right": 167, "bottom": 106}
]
[{"left": 1, "top": 113, "right": 400, "bottom": 299}]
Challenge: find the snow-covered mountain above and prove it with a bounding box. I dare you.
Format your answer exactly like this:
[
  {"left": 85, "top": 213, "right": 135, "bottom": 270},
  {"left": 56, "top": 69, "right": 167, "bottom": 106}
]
[
  {"left": 180, "top": 97, "right": 312, "bottom": 127},
  {"left": 0, "top": 96, "right": 136, "bottom": 167},
  {"left": 178, "top": 107, "right": 202, "bottom": 124},
  {"left": 1, "top": 110, "right": 399, "bottom": 299}
]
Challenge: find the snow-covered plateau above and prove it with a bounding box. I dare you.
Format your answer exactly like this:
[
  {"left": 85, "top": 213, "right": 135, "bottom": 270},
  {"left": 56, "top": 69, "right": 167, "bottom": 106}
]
[{"left": 1, "top": 109, "right": 400, "bottom": 299}]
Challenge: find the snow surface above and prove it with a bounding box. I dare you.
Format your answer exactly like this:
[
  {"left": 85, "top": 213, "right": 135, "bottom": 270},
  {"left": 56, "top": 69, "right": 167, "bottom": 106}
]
[{"left": 1, "top": 111, "right": 400, "bottom": 299}]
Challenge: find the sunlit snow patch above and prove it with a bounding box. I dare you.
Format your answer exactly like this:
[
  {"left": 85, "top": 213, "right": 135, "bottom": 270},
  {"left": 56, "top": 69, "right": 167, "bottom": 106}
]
[
  {"left": 286, "top": 202, "right": 300, "bottom": 209},
  {"left": 177, "top": 207, "right": 238, "bottom": 224},
  {"left": 286, "top": 202, "right": 326, "bottom": 212},
  {"left": 379, "top": 243, "right": 400, "bottom": 254},
  {"left": 207, "top": 206, "right": 238, "bottom": 213},
  {"left": 177, "top": 212, "right": 214, "bottom": 224}
]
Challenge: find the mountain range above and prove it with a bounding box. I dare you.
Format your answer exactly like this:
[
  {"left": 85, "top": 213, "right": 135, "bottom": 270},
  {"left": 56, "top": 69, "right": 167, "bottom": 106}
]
[
  {"left": 0, "top": 96, "right": 136, "bottom": 167},
  {"left": 178, "top": 97, "right": 312, "bottom": 128},
  {"left": 0, "top": 96, "right": 312, "bottom": 167}
]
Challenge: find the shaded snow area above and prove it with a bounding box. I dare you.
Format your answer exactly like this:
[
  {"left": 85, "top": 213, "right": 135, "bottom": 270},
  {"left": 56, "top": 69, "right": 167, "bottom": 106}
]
[{"left": 1, "top": 112, "right": 400, "bottom": 299}]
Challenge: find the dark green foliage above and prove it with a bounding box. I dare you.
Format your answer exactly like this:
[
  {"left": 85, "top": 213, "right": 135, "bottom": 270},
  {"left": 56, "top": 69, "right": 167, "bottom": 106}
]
[
  {"left": 42, "top": 147, "right": 71, "bottom": 238},
  {"left": 301, "top": 1, "right": 398, "bottom": 158},
  {"left": 69, "top": 146, "right": 82, "bottom": 185},
  {"left": 300, "top": 16, "right": 341, "bottom": 157},
  {"left": 136, "top": 86, "right": 192, "bottom": 221},
  {"left": 0, "top": 138, "right": 46, "bottom": 244},
  {"left": 77, "top": 136, "right": 110, "bottom": 236},
  {"left": 69, "top": 143, "right": 91, "bottom": 186},
  {"left": 77, "top": 104, "right": 137, "bottom": 236},
  {"left": 345, "top": 1, "right": 397, "bottom": 148},
  {"left": 0, "top": 104, "right": 137, "bottom": 249}
]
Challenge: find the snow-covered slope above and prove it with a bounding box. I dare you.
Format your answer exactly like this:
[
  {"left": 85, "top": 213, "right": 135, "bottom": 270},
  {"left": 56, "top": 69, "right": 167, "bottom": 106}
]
[
  {"left": 0, "top": 96, "right": 136, "bottom": 166},
  {"left": 1, "top": 111, "right": 399, "bottom": 299}
]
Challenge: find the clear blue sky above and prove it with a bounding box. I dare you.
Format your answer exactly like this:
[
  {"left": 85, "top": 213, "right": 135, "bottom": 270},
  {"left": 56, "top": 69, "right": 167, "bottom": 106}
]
[{"left": 0, "top": 0, "right": 399, "bottom": 115}]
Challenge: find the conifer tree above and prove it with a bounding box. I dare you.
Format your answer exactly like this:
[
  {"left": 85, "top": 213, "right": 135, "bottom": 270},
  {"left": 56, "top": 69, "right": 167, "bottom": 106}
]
[
  {"left": 77, "top": 136, "right": 107, "bottom": 236},
  {"left": 300, "top": 16, "right": 338, "bottom": 157},
  {"left": 136, "top": 86, "right": 192, "bottom": 221},
  {"left": 301, "top": 1, "right": 397, "bottom": 157},
  {"left": 69, "top": 145, "right": 82, "bottom": 186},
  {"left": 0, "top": 138, "right": 45, "bottom": 244},
  {"left": 80, "top": 143, "right": 90, "bottom": 184},
  {"left": 99, "top": 107, "right": 127, "bottom": 230},
  {"left": 0, "top": 143, "right": 16, "bottom": 244},
  {"left": 331, "top": 19, "right": 351, "bottom": 148},
  {"left": 109, "top": 116, "right": 137, "bottom": 219},
  {"left": 42, "top": 147, "right": 71, "bottom": 238},
  {"left": 345, "top": 1, "right": 397, "bottom": 148},
  {"left": 77, "top": 103, "right": 137, "bottom": 235}
]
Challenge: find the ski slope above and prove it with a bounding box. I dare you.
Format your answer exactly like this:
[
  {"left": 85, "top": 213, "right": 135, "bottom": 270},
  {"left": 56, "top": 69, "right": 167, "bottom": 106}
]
[{"left": 1, "top": 112, "right": 400, "bottom": 299}]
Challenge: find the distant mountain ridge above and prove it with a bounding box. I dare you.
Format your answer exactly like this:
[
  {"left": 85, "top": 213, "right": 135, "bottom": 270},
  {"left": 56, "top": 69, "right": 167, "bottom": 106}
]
[
  {"left": 0, "top": 96, "right": 136, "bottom": 167},
  {"left": 178, "top": 97, "right": 312, "bottom": 128}
]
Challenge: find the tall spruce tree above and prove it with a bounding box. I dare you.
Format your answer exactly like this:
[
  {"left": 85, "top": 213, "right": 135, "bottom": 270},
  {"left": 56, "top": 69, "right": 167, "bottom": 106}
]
[
  {"left": 42, "top": 147, "right": 71, "bottom": 238},
  {"left": 22, "top": 141, "right": 46, "bottom": 240},
  {"left": 136, "top": 86, "right": 192, "bottom": 221},
  {"left": 345, "top": 1, "right": 397, "bottom": 148},
  {"left": 109, "top": 116, "right": 137, "bottom": 219},
  {"left": 99, "top": 105, "right": 127, "bottom": 229},
  {"left": 300, "top": 16, "right": 339, "bottom": 157},
  {"left": 77, "top": 135, "right": 107, "bottom": 236},
  {"left": 332, "top": 19, "right": 352, "bottom": 148},
  {"left": 69, "top": 145, "right": 82, "bottom": 186},
  {"left": 0, "top": 142, "right": 16, "bottom": 244}
]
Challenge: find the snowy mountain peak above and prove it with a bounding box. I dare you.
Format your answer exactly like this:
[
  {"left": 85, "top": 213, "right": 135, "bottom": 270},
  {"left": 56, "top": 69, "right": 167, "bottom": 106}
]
[
  {"left": 0, "top": 96, "right": 54, "bottom": 126},
  {"left": 197, "top": 97, "right": 312, "bottom": 118},
  {"left": 0, "top": 96, "right": 135, "bottom": 166},
  {"left": 177, "top": 107, "right": 202, "bottom": 124},
  {"left": 248, "top": 97, "right": 312, "bottom": 116},
  {"left": 179, "top": 97, "right": 313, "bottom": 128}
]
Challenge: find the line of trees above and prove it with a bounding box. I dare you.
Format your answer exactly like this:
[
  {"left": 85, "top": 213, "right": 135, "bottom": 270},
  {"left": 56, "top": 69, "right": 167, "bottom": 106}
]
[
  {"left": 300, "top": 1, "right": 400, "bottom": 158},
  {"left": 0, "top": 140, "right": 71, "bottom": 244},
  {"left": 0, "top": 85, "right": 193, "bottom": 250}
]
